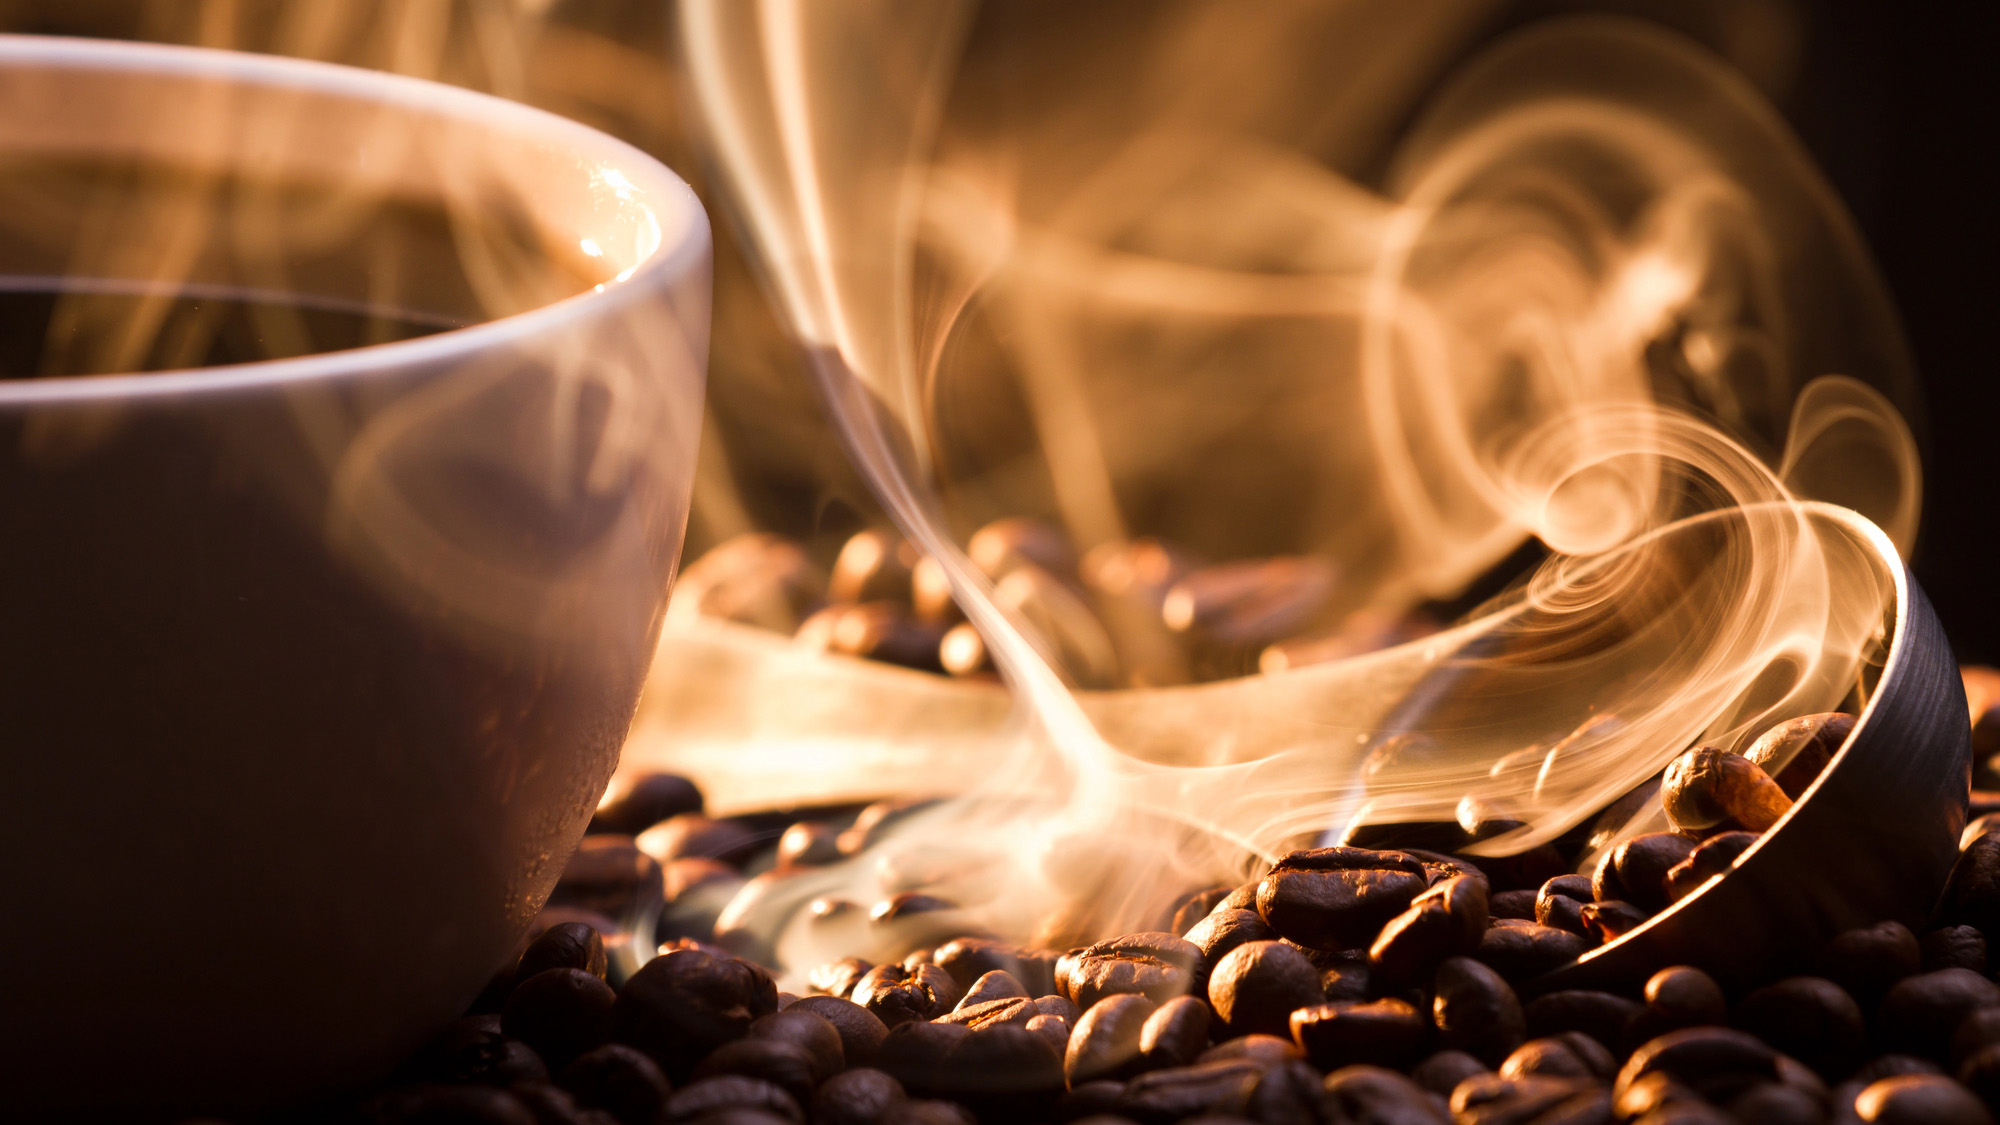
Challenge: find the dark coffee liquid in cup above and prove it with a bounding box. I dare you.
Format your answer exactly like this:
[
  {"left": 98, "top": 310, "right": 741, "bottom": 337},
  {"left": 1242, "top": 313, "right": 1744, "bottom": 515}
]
[
  {"left": 0, "top": 153, "right": 611, "bottom": 377},
  {"left": 0, "top": 282, "right": 458, "bottom": 378}
]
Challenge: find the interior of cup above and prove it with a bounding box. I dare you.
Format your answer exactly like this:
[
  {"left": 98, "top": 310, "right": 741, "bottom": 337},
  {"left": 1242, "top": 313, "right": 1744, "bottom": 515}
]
[{"left": 0, "top": 35, "right": 699, "bottom": 377}]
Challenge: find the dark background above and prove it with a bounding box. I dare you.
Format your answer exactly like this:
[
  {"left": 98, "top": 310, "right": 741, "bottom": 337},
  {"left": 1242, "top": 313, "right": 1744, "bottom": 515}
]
[{"left": 1793, "top": 3, "right": 2000, "bottom": 663}]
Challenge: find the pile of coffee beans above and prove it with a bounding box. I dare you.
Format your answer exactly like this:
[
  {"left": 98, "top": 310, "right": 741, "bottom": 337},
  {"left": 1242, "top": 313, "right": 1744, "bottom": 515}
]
[
  {"left": 669, "top": 524, "right": 1433, "bottom": 687},
  {"left": 316, "top": 687, "right": 2000, "bottom": 1124}
]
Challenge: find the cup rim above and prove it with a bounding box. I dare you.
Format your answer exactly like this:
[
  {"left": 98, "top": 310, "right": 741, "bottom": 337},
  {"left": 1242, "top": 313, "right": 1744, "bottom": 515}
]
[{"left": 0, "top": 33, "right": 709, "bottom": 406}]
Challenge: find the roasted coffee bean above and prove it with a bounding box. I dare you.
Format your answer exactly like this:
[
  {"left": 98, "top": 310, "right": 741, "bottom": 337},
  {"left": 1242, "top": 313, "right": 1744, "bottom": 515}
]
[
  {"left": 1057, "top": 932, "right": 1201, "bottom": 1008},
  {"left": 871, "top": 895, "right": 960, "bottom": 928},
  {"left": 1182, "top": 909, "right": 1275, "bottom": 991},
  {"left": 1663, "top": 831, "right": 1758, "bottom": 903},
  {"left": 936, "top": 624, "right": 992, "bottom": 679},
  {"left": 1728, "top": 976, "right": 1862, "bottom": 1076},
  {"left": 774, "top": 998, "right": 885, "bottom": 1072},
  {"left": 1055, "top": 1082, "right": 1128, "bottom": 1123},
  {"left": 1170, "top": 886, "right": 1233, "bottom": 935},
  {"left": 774, "top": 821, "right": 843, "bottom": 870},
  {"left": 503, "top": 968, "right": 615, "bottom": 1070},
  {"left": 1724, "top": 1081, "right": 1823, "bottom": 1125},
  {"left": 1197, "top": 1034, "right": 1303, "bottom": 1068},
  {"left": 638, "top": 814, "right": 763, "bottom": 868},
  {"left": 812, "top": 1067, "right": 907, "bottom": 1125},
  {"left": 1066, "top": 993, "right": 1158, "bottom": 1085},
  {"left": 1661, "top": 746, "right": 1792, "bottom": 832},
  {"left": 1878, "top": 969, "right": 2000, "bottom": 1059},
  {"left": 908, "top": 555, "right": 962, "bottom": 627},
  {"left": 1162, "top": 557, "right": 1333, "bottom": 646},
  {"left": 1256, "top": 848, "right": 1431, "bottom": 951},
  {"left": 1744, "top": 712, "right": 1852, "bottom": 800},
  {"left": 1612, "top": 1071, "right": 1706, "bottom": 1122},
  {"left": 1206, "top": 941, "right": 1323, "bottom": 1038},
  {"left": 694, "top": 1039, "right": 819, "bottom": 1109},
  {"left": 521, "top": 923, "right": 610, "bottom": 984},
  {"left": 1644, "top": 966, "right": 1727, "bottom": 1028},
  {"left": 1491, "top": 889, "right": 1539, "bottom": 921},
  {"left": 873, "top": 1020, "right": 971, "bottom": 1098},
  {"left": 421, "top": 1022, "right": 550, "bottom": 1087},
  {"left": 1615, "top": 1027, "right": 1780, "bottom": 1104},
  {"left": 747, "top": 1008, "right": 846, "bottom": 1083},
  {"left": 662, "top": 1076, "right": 803, "bottom": 1124},
  {"left": 1112, "top": 1059, "right": 1263, "bottom": 1124},
  {"left": 811, "top": 958, "right": 875, "bottom": 1001},
  {"left": 592, "top": 773, "right": 705, "bottom": 836},
  {"left": 1035, "top": 994, "right": 1081, "bottom": 1023},
  {"left": 1448, "top": 1073, "right": 1599, "bottom": 1124},
  {"left": 367, "top": 1085, "right": 540, "bottom": 1125},
  {"left": 1026, "top": 1013, "right": 1070, "bottom": 1053},
  {"left": 800, "top": 602, "right": 949, "bottom": 672},
  {"left": 851, "top": 963, "right": 962, "bottom": 1028},
  {"left": 1241, "top": 1059, "right": 1326, "bottom": 1125},
  {"left": 614, "top": 948, "right": 779, "bottom": 1079},
  {"left": 1431, "top": 956, "right": 1525, "bottom": 1067},
  {"left": 937, "top": 997, "right": 1037, "bottom": 1031},
  {"left": 1320, "top": 962, "right": 1371, "bottom": 1003},
  {"left": 1289, "top": 998, "right": 1426, "bottom": 1070},
  {"left": 1579, "top": 900, "right": 1649, "bottom": 943},
  {"left": 1412, "top": 1049, "right": 1490, "bottom": 1097},
  {"left": 956, "top": 969, "right": 1028, "bottom": 1009},
  {"left": 968, "top": 517, "right": 1077, "bottom": 580},
  {"left": 1475, "top": 920, "right": 1591, "bottom": 982},
  {"left": 1942, "top": 831, "right": 2000, "bottom": 941},
  {"left": 1956, "top": 1011, "right": 2000, "bottom": 1077},
  {"left": 1599, "top": 833, "right": 1699, "bottom": 913},
  {"left": 828, "top": 529, "right": 919, "bottom": 605},
  {"left": 836, "top": 799, "right": 942, "bottom": 857},
  {"left": 1140, "top": 996, "right": 1211, "bottom": 1069},
  {"left": 1957, "top": 1044, "right": 2000, "bottom": 1113},
  {"left": 1524, "top": 991, "right": 1645, "bottom": 1051},
  {"left": 1816, "top": 921, "right": 1922, "bottom": 1006},
  {"left": 932, "top": 937, "right": 1058, "bottom": 997},
  {"left": 933, "top": 1025, "right": 1065, "bottom": 1115},
  {"left": 1371, "top": 875, "right": 1489, "bottom": 988},
  {"left": 1534, "top": 875, "right": 1594, "bottom": 936},
  {"left": 1924, "top": 925, "right": 1989, "bottom": 973},
  {"left": 559, "top": 1044, "right": 671, "bottom": 1125},
  {"left": 1853, "top": 1074, "right": 1990, "bottom": 1124},
  {"left": 553, "top": 836, "right": 663, "bottom": 918},
  {"left": 1501, "top": 1033, "right": 1617, "bottom": 1081}
]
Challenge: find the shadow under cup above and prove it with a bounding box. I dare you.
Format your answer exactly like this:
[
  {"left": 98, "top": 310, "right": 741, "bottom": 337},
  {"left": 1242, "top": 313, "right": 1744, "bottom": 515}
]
[{"left": 0, "top": 37, "right": 710, "bottom": 1109}]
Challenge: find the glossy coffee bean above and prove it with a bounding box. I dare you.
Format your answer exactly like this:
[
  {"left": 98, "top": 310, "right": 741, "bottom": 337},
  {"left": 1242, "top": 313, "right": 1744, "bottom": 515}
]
[
  {"left": 1243, "top": 1058, "right": 1327, "bottom": 1125},
  {"left": 1057, "top": 932, "right": 1201, "bottom": 1008},
  {"left": 1475, "top": 920, "right": 1591, "bottom": 982},
  {"left": 614, "top": 948, "right": 779, "bottom": 1079},
  {"left": 591, "top": 772, "right": 704, "bottom": 836},
  {"left": 1580, "top": 899, "right": 1649, "bottom": 943},
  {"left": 1500, "top": 1033, "right": 1617, "bottom": 1081},
  {"left": 1853, "top": 1074, "right": 1991, "bottom": 1125},
  {"left": 694, "top": 1039, "right": 819, "bottom": 1109},
  {"left": 559, "top": 1044, "right": 671, "bottom": 1125},
  {"left": 1660, "top": 747, "right": 1791, "bottom": 833},
  {"left": 1207, "top": 940, "right": 1323, "bottom": 1038},
  {"left": 1535, "top": 875, "right": 1594, "bottom": 935},
  {"left": 1182, "top": 909, "right": 1275, "bottom": 992},
  {"left": 1615, "top": 1027, "right": 1779, "bottom": 1104},
  {"left": 503, "top": 968, "right": 616, "bottom": 1070},
  {"left": 1743, "top": 712, "right": 1851, "bottom": 799},
  {"left": 1941, "top": 831, "right": 2000, "bottom": 940},
  {"left": 775, "top": 821, "right": 843, "bottom": 870},
  {"left": 810, "top": 958, "right": 874, "bottom": 1001},
  {"left": 1878, "top": 969, "right": 2000, "bottom": 1059},
  {"left": 1066, "top": 993, "right": 1158, "bottom": 1086},
  {"left": 932, "top": 937, "right": 1058, "bottom": 997},
  {"left": 661, "top": 1075, "right": 803, "bottom": 1124},
  {"left": 1524, "top": 991, "right": 1644, "bottom": 1051},
  {"left": 1664, "top": 831, "right": 1758, "bottom": 903},
  {"left": 1169, "top": 886, "right": 1233, "bottom": 934},
  {"left": 638, "top": 814, "right": 762, "bottom": 868},
  {"left": 811, "top": 1067, "right": 907, "bottom": 1125},
  {"left": 1432, "top": 956, "right": 1525, "bottom": 1067},
  {"left": 1816, "top": 920, "right": 1922, "bottom": 1006},
  {"left": 1140, "top": 995, "right": 1211, "bottom": 1069},
  {"left": 850, "top": 963, "right": 963, "bottom": 1028},
  {"left": 1197, "top": 1033, "right": 1303, "bottom": 1068},
  {"left": 1025, "top": 1013, "right": 1070, "bottom": 1054},
  {"left": 1113, "top": 1059, "right": 1264, "bottom": 1123},
  {"left": 936, "top": 997, "right": 1037, "bottom": 1031},
  {"left": 1646, "top": 966, "right": 1726, "bottom": 1027},
  {"left": 1411, "top": 1049, "right": 1490, "bottom": 1097},
  {"left": 1491, "top": 889, "right": 1539, "bottom": 920},
  {"left": 1256, "top": 848, "right": 1431, "bottom": 952},
  {"left": 1725, "top": 1081, "right": 1824, "bottom": 1125},
  {"left": 955, "top": 969, "right": 1027, "bottom": 1009},
  {"left": 1370, "top": 874, "right": 1488, "bottom": 988},
  {"left": 748, "top": 1008, "right": 846, "bottom": 1083},
  {"left": 552, "top": 836, "right": 663, "bottom": 918},
  {"left": 1923, "top": 925, "right": 1989, "bottom": 973},
  {"left": 521, "top": 923, "right": 610, "bottom": 983},
  {"left": 1598, "top": 833, "right": 1698, "bottom": 912},
  {"left": 872, "top": 1021, "right": 970, "bottom": 1098},
  {"left": 1289, "top": 998, "right": 1426, "bottom": 1070},
  {"left": 1729, "top": 976, "right": 1862, "bottom": 1077}
]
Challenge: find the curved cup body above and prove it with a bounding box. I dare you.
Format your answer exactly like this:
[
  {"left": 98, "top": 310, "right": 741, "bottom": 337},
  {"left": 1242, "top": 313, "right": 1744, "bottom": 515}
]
[{"left": 0, "top": 37, "right": 709, "bottom": 1109}]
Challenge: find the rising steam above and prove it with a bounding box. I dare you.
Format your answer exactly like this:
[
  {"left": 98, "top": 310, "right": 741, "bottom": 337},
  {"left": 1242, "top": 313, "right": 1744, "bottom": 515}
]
[{"left": 644, "top": 1, "right": 1920, "bottom": 972}]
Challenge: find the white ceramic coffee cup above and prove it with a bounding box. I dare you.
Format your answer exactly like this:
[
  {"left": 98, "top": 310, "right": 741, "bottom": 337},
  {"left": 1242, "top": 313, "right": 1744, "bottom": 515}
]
[{"left": 0, "top": 36, "right": 708, "bottom": 1111}]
